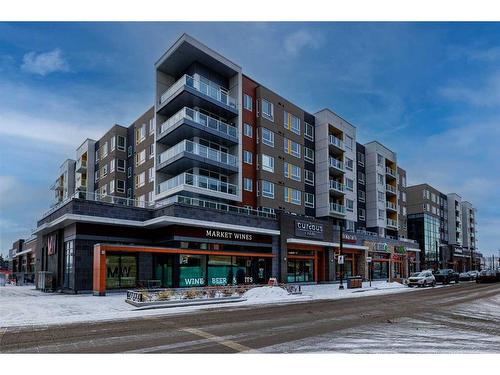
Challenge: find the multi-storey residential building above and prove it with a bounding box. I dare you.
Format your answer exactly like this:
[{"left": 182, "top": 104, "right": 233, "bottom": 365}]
[
  {"left": 397, "top": 167, "right": 408, "bottom": 238},
  {"left": 75, "top": 139, "right": 96, "bottom": 198},
  {"left": 447, "top": 193, "right": 463, "bottom": 250},
  {"left": 50, "top": 159, "right": 76, "bottom": 205},
  {"left": 314, "top": 109, "right": 357, "bottom": 228},
  {"left": 8, "top": 237, "right": 36, "bottom": 283},
  {"left": 34, "top": 33, "right": 422, "bottom": 294},
  {"left": 461, "top": 201, "right": 479, "bottom": 269},
  {"left": 363, "top": 141, "right": 400, "bottom": 238}
]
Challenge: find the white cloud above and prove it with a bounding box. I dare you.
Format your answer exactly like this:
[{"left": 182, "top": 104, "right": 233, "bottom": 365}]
[
  {"left": 438, "top": 71, "right": 500, "bottom": 107},
  {"left": 284, "top": 29, "right": 323, "bottom": 56},
  {"left": 21, "top": 48, "right": 69, "bottom": 76}
]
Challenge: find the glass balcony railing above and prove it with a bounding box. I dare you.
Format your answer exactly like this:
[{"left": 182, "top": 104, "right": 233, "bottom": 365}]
[
  {"left": 385, "top": 167, "right": 396, "bottom": 177},
  {"left": 387, "top": 218, "right": 398, "bottom": 227},
  {"left": 157, "top": 173, "right": 238, "bottom": 196},
  {"left": 329, "top": 180, "right": 345, "bottom": 192},
  {"left": 386, "top": 201, "right": 397, "bottom": 210},
  {"left": 386, "top": 184, "right": 397, "bottom": 194},
  {"left": 76, "top": 159, "right": 87, "bottom": 171},
  {"left": 159, "top": 107, "right": 237, "bottom": 139},
  {"left": 158, "top": 140, "right": 238, "bottom": 168},
  {"left": 330, "top": 202, "right": 346, "bottom": 214},
  {"left": 159, "top": 74, "right": 237, "bottom": 109},
  {"left": 329, "top": 135, "right": 344, "bottom": 149},
  {"left": 329, "top": 158, "right": 344, "bottom": 171}
]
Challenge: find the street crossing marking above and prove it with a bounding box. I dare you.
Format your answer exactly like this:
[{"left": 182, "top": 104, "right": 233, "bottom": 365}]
[{"left": 180, "top": 327, "right": 259, "bottom": 353}]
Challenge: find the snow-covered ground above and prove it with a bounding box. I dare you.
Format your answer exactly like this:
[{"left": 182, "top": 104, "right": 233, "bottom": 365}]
[
  {"left": 260, "top": 293, "right": 500, "bottom": 353},
  {"left": 0, "top": 281, "right": 420, "bottom": 328}
]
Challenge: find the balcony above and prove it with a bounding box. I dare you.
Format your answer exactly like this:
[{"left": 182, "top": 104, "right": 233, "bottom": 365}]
[
  {"left": 329, "top": 158, "right": 344, "bottom": 174},
  {"left": 157, "top": 107, "right": 238, "bottom": 146},
  {"left": 76, "top": 177, "right": 87, "bottom": 191},
  {"left": 386, "top": 184, "right": 397, "bottom": 195},
  {"left": 329, "top": 135, "right": 344, "bottom": 152},
  {"left": 157, "top": 172, "right": 238, "bottom": 200},
  {"left": 386, "top": 201, "right": 397, "bottom": 211},
  {"left": 385, "top": 167, "right": 396, "bottom": 179},
  {"left": 157, "top": 140, "right": 238, "bottom": 175},
  {"left": 157, "top": 74, "right": 238, "bottom": 118},
  {"left": 387, "top": 218, "right": 398, "bottom": 228},
  {"left": 330, "top": 202, "right": 346, "bottom": 215},
  {"left": 76, "top": 158, "right": 87, "bottom": 173},
  {"left": 329, "top": 180, "right": 345, "bottom": 195},
  {"left": 50, "top": 179, "right": 63, "bottom": 191}
]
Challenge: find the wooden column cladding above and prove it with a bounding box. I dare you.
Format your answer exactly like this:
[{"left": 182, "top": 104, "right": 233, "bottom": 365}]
[{"left": 241, "top": 75, "right": 258, "bottom": 208}]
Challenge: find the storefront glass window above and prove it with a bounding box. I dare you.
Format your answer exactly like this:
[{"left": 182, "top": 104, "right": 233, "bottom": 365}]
[
  {"left": 179, "top": 254, "right": 206, "bottom": 287},
  {"left": 120, "top": 256, "right": 137, "bottom": 288},
  {"left": 287, "top": 259, "right": 314, "bottom": 282},
  {"left": 106, "top": 254, "right": 137, "bottom": 289},
  {"left": 372, "top": 261, "right": 389, "bottom": 280},
  {"left": 106, "top": 255, "right": 121, "bottom": 289}
]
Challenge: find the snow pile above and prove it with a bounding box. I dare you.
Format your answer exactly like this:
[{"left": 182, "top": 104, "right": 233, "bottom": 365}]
[{"left": 243, "top": 286, "right": 292, "bottom": 300}]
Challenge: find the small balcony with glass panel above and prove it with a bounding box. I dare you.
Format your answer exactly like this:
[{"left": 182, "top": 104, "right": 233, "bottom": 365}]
[
  {"left": 157, "top": 107, "right": 238, "bottom": 147},
  {"left": 157, "top": 139, "right": 238, "bottom": 175},
  {"left": 329, "top": 201, "right": 346, "bottom": 216},
  {"left": 329, "top": 179, "right": 345, "bottom": 196},
  {"left": 329, "top": 157, "right": 344, "bottom": 175}
]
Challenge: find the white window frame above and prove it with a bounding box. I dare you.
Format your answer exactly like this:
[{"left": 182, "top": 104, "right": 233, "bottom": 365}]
[
  {"left": 305, "top": 170, "right": 314, "bottom": 186},
  {"left": 304, "top": 147, "right": 314, "bottom": 163},
  {"left": 148, "top": 167, "right": 154, "bottom": 183},
  {"left": 305, "top": 192, "right": 315, "bottom": 208},
  {"left": 244, "top": 178, "right": 253, "bottom": 192},
  {"left": 117, "top": 136, "right": 126, "bottom": 152},
  {"left": 244, "top": 94, "right": 253, "bottom": 111},
  {"left": 284, "top": 111, "right": 300, "bottom": 135},
  {"left": 261, "top": 154, "right": 274, "bottom": 173},
  {"left": 243, "top": 150, "right": 253, "bottom": 165},
  {"left": 110, "top": 159, "right": 115, "bottom": 173},
  {"left": 304, "top": 122, "right": 314, "bottom": 141},
  {"left": 346, "top": 178, "right": 354, "bottom": 192},
  {"left": 244, "top": 123, "right": 253, "bottom": 138},
  {"left": 261, "top": 128, "right": 274, "bottom": 147},
  {"left": 346, "top": 199, "right": 354, "bottom": 212},
  {"left": 261, "top": 99, "right": 274, "bottom": 121},
  {"left": 261, "top": 180, "right": 274, "bottom": 198},
  {"left": 117, "top": 180, "right": 125, "bottom": 193},
  {"left": 284, "top": 187, "right": 301, "bottom": 205},
  {"left": 109, "top": 180, "right": 115, "bottom": 194},
  {"left": 117, "top": 159, "right": 126, "bottom": 172}
]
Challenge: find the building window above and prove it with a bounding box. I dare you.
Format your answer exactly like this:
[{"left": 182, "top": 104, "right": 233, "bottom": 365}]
[
  {"left": 100, "top": 184, "right": 107, "bottom": 197},
  {"left": 284, "top": 162, "right": 301, "bottom": 181},
  {"left": 244, "top": 123, "right": 253, "bottom": 138},
  {"left": 109, "top": 180, "right": 115, "bottom": 194},
  {"left": 243, "top": 150, "right": 253, "bottom": 165},
  {"left": 377, "top": 154, "right": 384, "bottom": 166},
  {"left": 136, "top": 150, "right": 146, "bottom": 166},
  {"left": 378, "top": 209, "right": 385, "bottom": 219},
  {"left": 284, "top": 111, "right": 300, "bottom": 135},
  {"left": 95, "top": 149, "right": 99, "bottom": 162},
  {"left": 261, "top": 99, "right": 274, "bottom": 121},
  {"left": 117, "top": 136, "right": 126, "bottom": 151},
  {"left": 358, "top": 190, "right": 365, "bottom": 202},
  {"left": 149, "top": 144, "right": 155, "bottom": 159},
  {"left": 402, "top": 191, "right": 407, "bottom": 202},
  {"left": 244, "top": 178, "right": 253, "bottom": 192},
  {"left": 345, "top": 157, "right": 354, "bottom": 171},
  {"left": 304, "top": 147, "right": 314, "bottom": 163},
  {"left": 358, "top": 171, "right": 365, "bottom": 184},
  {"left": 117, "top": 159, "right": 126, "bottom": 172},
  {"left": 357, "top": 151, "right": 365, "bottom": 166},
  {"left": 304, "top": 122, "right": 314, "bottom": 141},
  {"left": 101, "top": 164, "right": 108, "bottom": 178},
  {"left": 261, "top": 154, "right": 274, "bottom": 172},
  {"left": 94, "top": 170, "right": 99, "bottom": 181},
  {"left": 346, "top": 178, "right": 354, "bottom": 192},
  {"left": 261, "top": 128, "right": 274, "bottom": 147},
  {"left": 305, "top": 193, "right": 315, "bottom": 208},
  {"left": 377, "top": 173, "right": 384, "bottom": 185},
  {"left": 305, "top": 170, "right": 314, "bottom": 185},
  {"left": 148, "top": 167, "right": 154, "bottom": 182},
  {"left": 117, "top": 180, "right": 125, "bottom": 193},
  {"left": 378, "top": 191, "right": 385, "bottom": 202},
  {"left": 110, "top": 159, "right": 115, "bottom": 173},
  {"left": 346, "top": 199, "right": 354, "bottom": 212},
  {"left": 127, "top": 145, "right": 132, "bottom": 157},
  {"left": 344, "top": 135, "right": 353, "bottom": 150},
  {"left": 149, "top": 118, "right": 155, "bottom": 135},
  {"left": 148, "top": 191, "right": 154, "bottom": 202},
  {"left": 127, "top": 166, "right": 132, "bottom": 178},
  {"left": 284, "top": 187, "right": 301, "bottom": 205},
  {"left": 359, "top": 208, "right": 366, "bottom": 220},
  {"left": 111, "top": 136, "right": 116, "bottom": 152},
  {"left": 284, "top": 138, "right": 301, "bottom": 158},
  {"left": 127, "top": 188, "right": 132, "bottom": 198},
  {"left": 135, "top": 172, "right": 145, "bottom": 188},
  {"left": 261, "top": 180, "right": 274, "bottom": 198},
  {"left": 101, "top": 142, "right": 108, "bottom": 158},
  {"left": 244, "top": 94, "right": 253, "bottom": 111},
  {"left": 136, "top": 124, "right": 146, "bottom": 144}
]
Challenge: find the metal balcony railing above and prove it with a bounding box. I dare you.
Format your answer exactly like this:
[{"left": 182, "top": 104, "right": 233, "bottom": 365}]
[
  {"left": 329, "top": 158, "right": 344, "bottom": 171},
  {"left": 158, "top": 140, "right": 237, "bottom": 167},
  {"left": 329, "top": 180, "right": 345, "bottom": 192},
  {"left": 157, "top": 173, "right": 238, "bottom": 197},
  {"left": 330, "top": 202, "right": 346, "bottom": 214},
  {"left": 329, "top": 135, "right": 344, "bottom": 150}
]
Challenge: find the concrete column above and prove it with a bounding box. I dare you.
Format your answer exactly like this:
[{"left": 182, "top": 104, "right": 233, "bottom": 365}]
[{"left": 271, "top": 235, "right": 281, "bottom": 281}]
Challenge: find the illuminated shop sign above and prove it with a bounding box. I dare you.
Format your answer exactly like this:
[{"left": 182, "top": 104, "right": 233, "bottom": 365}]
[
  {"left": 295, "top": 220, "right": 324, "bottom": 240},
  {"left": 205, "top": 229, "right": 253, "bottom": 241},
  {"left": 342, "top": 233, "right": 357, "bottom": 243}
]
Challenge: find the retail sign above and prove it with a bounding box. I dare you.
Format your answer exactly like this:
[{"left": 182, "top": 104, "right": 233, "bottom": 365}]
[
  {"left": 366, "top": 256, "right": 372, "bottom": 263},
  {"left": 342, "top": 233, "right": 357, "bottom": 243},
  {"left": 205, "top": 229, "right": 253, "bottom": 241},
  {"left": 338, "top": 255, "right": 345, "bottom": 264},
  {"left": 395, "top": 246, "right": 406, "bottom": 254},
  {"left": 294, "top": 220, "right": 324, "bottom": 240},
  {"left": 375, "top": 243, "right": 389, "bottom": 252}
]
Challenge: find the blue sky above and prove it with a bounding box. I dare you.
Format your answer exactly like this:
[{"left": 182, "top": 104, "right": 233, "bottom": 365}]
[{"left": 0, "top": 22, "right": 499, "bottom": 257}]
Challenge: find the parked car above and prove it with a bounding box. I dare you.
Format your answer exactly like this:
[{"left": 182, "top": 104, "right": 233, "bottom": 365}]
[
  {"left": 433, "top": 269, "right": 460, "bottom": 284},
  {"left": 468, "top": 270, "right": 480, "bottom": 280},
  {"left": 459, "top": 272, "right": 474, "bottom": 281},
  {"left": 476, "top": 269, "right": 500, "bottom": 283},
  {"left": 407, "top": 271, "right": 436, "bottom": 287}
]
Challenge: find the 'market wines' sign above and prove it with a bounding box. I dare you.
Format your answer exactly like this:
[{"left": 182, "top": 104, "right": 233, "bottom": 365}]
[
  {"left": 205, "top": 229, "right": 253, "bottom": 241},
  {"left": 294, "top": 220, "right": 324, "bottom": 240}
]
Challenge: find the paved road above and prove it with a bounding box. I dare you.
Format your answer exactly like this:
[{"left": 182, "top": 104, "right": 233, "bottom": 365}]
[{"left": 1, "top": 282, "right": 499, "bottom": 353}]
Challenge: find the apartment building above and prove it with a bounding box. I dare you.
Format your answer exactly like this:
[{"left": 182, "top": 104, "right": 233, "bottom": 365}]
[
  {"left": 397, "top": 167, "right": 408, "bottom": 238},
  {"left": 461, "top": 201, "right": 479, "bottom": 270},
  {"left": 8, "top": 237, "right": 36, "bottom": 284},
  {"left": 50, "top": 159, "right": 76, "bottom": 205},
  {"left": 75, "top": 139, "right": 96, "bottom": 197},
  {"left": 36, "top": 33, "right": 422, "bottom": 294}
]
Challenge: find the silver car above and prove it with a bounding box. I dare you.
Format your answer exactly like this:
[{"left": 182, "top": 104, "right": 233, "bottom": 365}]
[{"left": 407, "top": 271, "right": 436, "bottom": 287}]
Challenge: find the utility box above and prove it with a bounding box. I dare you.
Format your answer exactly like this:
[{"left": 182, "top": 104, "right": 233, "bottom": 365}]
[{"left": 347, "top": 276, "right": 363, "bottom": 289}]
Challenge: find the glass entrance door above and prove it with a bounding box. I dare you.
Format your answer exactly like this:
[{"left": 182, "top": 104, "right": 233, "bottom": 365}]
[{"left": 154, "top": 255, "right": 173, "bottom": 288}]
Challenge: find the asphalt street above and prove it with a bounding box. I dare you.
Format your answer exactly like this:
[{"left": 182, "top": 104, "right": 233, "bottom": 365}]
[{"left": 1, "top": 282, "right": 499, "bottom": 353}]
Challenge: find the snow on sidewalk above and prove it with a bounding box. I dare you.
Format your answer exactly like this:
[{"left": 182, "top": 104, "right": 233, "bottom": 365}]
[{"left": 0, "top": 281, "right": 417, "bottom": 328}]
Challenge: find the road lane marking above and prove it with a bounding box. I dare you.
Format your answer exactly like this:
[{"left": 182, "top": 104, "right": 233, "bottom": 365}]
[{"left": 180, "top": 327, "right": 258, "bottom": 353}]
